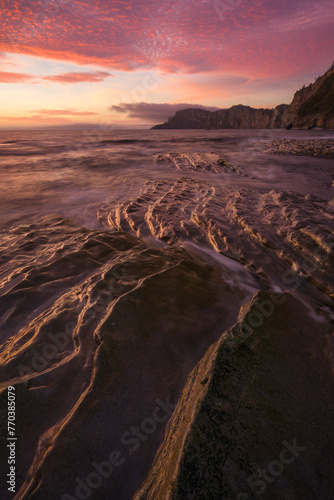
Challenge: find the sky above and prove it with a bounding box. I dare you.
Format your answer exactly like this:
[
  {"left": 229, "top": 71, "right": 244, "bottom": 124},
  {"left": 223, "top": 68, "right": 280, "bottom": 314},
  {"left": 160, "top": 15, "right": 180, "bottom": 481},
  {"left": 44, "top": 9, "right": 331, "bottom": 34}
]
[{"left": 0, "top": 0, "right": 333, "bottom": 128}]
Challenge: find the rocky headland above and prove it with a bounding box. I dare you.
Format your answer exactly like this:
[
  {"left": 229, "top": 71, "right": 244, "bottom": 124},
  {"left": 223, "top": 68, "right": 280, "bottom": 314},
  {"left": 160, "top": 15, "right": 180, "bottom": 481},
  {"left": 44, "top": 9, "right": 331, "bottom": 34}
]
[{"left": 152, "top": 64, "right": 334, "bottom": 130}]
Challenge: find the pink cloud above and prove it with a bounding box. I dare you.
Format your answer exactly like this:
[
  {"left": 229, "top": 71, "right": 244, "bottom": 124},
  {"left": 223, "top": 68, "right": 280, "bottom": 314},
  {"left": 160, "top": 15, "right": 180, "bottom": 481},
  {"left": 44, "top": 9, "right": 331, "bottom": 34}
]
[
  {"left": 0, "top": 69, "right": 112, "bottom": 85},
  {"left": 42, "top": 71, "right": 112, "bottom": 84},
  {"left": 0, "top": 0, "right": 332, "bottom": 79},
  {"left": 0, "top": 70, "right": 34, "bottom": 83}
]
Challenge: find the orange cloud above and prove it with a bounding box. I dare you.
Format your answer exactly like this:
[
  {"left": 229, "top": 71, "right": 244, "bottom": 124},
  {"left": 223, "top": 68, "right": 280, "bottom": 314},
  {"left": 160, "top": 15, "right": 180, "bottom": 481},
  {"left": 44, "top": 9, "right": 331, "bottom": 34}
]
[
  {"left": 0, "top": 70, "right": 112, "bottom": 85},
  {"left": 35, "top": 109, "right": 99, "bottom": 116},
  {"left": 42, "top": 71, "right": 113, "bottom": 84},
  {"left": 0, "top": 70, "right": 34, "bottom": 83}
]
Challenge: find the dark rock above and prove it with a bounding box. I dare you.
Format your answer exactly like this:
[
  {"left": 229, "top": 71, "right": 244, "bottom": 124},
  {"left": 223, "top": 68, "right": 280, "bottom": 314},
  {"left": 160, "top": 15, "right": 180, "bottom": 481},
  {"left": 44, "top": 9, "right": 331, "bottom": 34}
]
[
  {"left": 134, "top": 291, "right": 334, "bottom": 500},
  {"left": 152, "top": 104, "right": 288, "bottom": 130}
]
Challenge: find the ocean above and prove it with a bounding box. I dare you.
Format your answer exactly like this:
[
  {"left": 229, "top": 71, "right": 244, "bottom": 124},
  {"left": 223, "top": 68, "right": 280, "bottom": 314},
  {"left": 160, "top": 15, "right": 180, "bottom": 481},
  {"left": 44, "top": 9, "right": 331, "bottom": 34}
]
[{"left": 1, "top": 128, "right": 333, "bottom": 228}]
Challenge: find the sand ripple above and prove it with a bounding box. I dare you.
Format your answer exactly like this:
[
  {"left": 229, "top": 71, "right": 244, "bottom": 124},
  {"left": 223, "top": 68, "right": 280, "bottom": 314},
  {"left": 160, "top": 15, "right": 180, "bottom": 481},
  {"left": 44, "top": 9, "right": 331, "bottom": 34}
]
[{"left": 98, "top": 176, "right": 334, "bottom": 297}]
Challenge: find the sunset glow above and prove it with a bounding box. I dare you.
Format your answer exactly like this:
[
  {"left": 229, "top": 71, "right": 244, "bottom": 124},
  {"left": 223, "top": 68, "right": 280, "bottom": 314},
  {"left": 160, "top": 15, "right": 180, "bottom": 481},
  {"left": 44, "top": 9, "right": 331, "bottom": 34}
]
[{"left": 0, "top": 0, "right": 333, "bottom": 128}]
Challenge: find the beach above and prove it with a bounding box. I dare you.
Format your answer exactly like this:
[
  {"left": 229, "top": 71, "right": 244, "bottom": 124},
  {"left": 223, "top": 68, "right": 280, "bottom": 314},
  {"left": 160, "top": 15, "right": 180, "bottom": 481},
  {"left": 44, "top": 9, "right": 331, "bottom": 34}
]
[{"left": 0, "top": 129, "right": 334, "bottom": 499}]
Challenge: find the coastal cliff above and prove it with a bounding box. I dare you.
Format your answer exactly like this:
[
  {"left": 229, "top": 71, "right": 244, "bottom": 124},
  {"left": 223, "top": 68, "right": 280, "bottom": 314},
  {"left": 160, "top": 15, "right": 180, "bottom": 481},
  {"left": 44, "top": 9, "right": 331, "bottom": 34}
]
[
  {"left": 152, "top": 64, "right": 334, "bottom": 130},
  {"left": 281, "top": 64, "right": 334, "bottom": 129},
  {"left": 152, "top": 104, "right": 288, "bottom": 129}
]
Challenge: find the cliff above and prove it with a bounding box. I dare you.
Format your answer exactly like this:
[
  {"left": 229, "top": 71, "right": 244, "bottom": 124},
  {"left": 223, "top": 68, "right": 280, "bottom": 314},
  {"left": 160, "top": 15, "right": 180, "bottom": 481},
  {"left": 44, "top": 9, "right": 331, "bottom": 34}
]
[
  {"left": 152, "top": 104, "right": 288, "bottom": 129},
  {"left": 152, "top": 64, "right": 334, "bottom": 129},
  {"left": 281, "top": 64, "right": 334, "bottom": 129}
]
